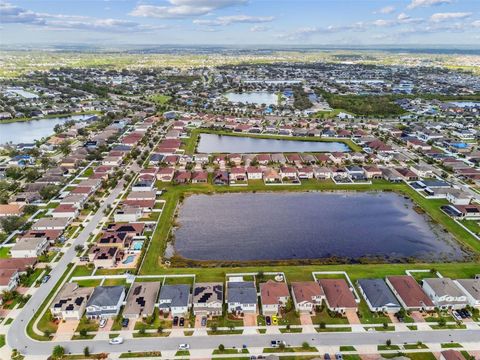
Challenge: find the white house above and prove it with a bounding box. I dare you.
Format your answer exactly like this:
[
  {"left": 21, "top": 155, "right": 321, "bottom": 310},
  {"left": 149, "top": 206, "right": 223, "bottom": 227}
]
[
  {"left": 422, "top": 278, "right": 468, "bottom": 310},
  {"left": 10, "top": 237, "right": 49, "bottom": 258},
  {"left": 226, "top": 281, "right": 257, "bottom": 314},
  {"left": 454, "top": 279, "right": 480, "bottom": 308}
]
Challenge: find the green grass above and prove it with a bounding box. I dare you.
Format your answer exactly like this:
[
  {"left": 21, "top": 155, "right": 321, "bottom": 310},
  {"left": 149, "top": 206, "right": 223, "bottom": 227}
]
[
  {"left": 69, "top": 265, "right": 94, "bottom": 279},
  {"left": 378, "top": 345, "right": 401, "bottom": 351},
  {"left": 82, "top": 167, "right": 94, "bottom": 177},
  {"left": 263, "top": 346, "right": 317, "bottom": 353},
  {"left": 71, "top": 334, "right": 95, "bottom": 340},
  {"left": 134, "top": 308, "right": 172, "bottom": 330},
  {"left": 0, "top": 334, "right": 5, "bottom": 348},
  {"left": 311, "top": 306, "right": 349, "bottom": 325},
  {"left": 213, "top": 349, "right": 249, "bottom": 355},
  {"left": 119, "top": 352, "right": 162, "bottom": 358},
  {"left": 0, "top": 247, "right": 10, "bottom": 258},
  {"left": 404, "top": 343, "right": 428, "bottom": 350},
  {"left": 441, "top": 343, "right": 463, "bottom": 348},
  {"left": 207, "top": 329, "right": 243, "bottom": 335},
  {"left": 175, "top": 350, "right": 190, "bottom": 356},
  {"left": 357, "top": 299, "right": 391, "bottom": 324},
  {"left": 431, "top": 324, "right": 466, "bottom": 330},
  {"left": 207, "top": 313, "right": 243, "bottom": 329},
  {"left": 149, "top": 94, "right": 172, "bottom": 105},
  {"left": 280, "top": 327, "right": 302, "bottom": 333},
  {"left": 75, "top": 316, "right": 99, "bottom": 333},
  {"left": 4, "top": 318, "right": 13, "bottom": 325},
  {"left": 317, "top": 327, "right": 351, "bottom": 332},
  {"left": 340, "top": 346, "right": 356, "bottom": 351}
]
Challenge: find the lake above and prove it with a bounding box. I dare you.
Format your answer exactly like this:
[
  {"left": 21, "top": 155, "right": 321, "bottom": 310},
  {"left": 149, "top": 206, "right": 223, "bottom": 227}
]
[
  {"left": 197, "top": 133, "right": 351, "bottom": 153},
  {"left": 224, "top": 91, "right": 277, "bottom": 106},
  {"left": 449, "top": 101, "right": 480, "bottom": 108},
  {"left": 174, "top": 192, "right": 468, "bottom": 262},
  {"left": 0, "top": 114, "right": 94, "bottom": 145}
]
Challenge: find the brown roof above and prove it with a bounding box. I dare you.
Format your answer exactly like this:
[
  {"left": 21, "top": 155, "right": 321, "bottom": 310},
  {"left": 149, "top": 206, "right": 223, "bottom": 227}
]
[
  {"left": 291, "top": 281, "right": 324, "bottom": 303},
  {"left": 0, "top": 257, "right": 37, "bottom": 271},
  {"left": 387, "top": 276, "right": 434, "bottom": 308},
  {"left": 260, "top": 280, "right": 290, "bottom": 305},
  {"left": 0, "top": 204, "right": 23, "bottom": 216},
  {"left": 0, "top": 269, "right": 18, "bottom": 286},
  {"left": 318, "top": 279, "right": 357, "bottom": 309}
]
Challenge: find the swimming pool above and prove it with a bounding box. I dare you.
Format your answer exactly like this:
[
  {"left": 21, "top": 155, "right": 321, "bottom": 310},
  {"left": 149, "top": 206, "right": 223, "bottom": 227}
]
[
  {"left": 132, "top": 240, "right": 144, "bottom": 251},
  {"left": 122, "top": 255, "right": 135, "bottom": 264}
]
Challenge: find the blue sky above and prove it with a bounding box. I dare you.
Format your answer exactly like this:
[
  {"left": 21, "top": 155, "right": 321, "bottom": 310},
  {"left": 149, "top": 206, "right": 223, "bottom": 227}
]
[{"left": 0, "top": 0, "right": 479, "bottom": 46}]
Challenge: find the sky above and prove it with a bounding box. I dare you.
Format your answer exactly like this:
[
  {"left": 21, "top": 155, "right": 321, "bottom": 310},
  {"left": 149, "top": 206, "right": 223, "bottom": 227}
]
[{"left": 0, "top": 0, "right": 479, "bottom": 47}]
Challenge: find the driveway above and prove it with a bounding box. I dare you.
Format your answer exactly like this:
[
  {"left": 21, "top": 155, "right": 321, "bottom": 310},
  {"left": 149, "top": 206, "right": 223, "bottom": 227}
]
[
  {"left": 53, "top": 319, "right": 79, "bottom": 341},
  {"left": 345, "top": 309, "right": 361, "bottom": 325},
  {"left": 411, "top": 311, "right": 426, "bottom": 323},
  {"left": 243, "top": 313, "right": 257, "bottom": 327},
  {"left": 194, "top": 315, "right": 205, "bottom": 328},
  {"left": 300, "top": 313, "right": 313, "bottom": 326}
]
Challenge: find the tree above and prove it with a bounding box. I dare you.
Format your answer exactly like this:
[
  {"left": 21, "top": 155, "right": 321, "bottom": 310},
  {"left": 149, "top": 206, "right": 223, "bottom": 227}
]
[
  {"left": 386, "top": 339, "right": 392, "bottom": 347},
  {"left": 83, "top": 347, "right": 90, "bottom": 357},
  {"left": 40, "top": 184, "right": 59, "bottom": 200},
  {"left": 79, "top": 328, "right": 87, "bottom": 337},
  {"left": 59, "top": 140, "right": 71, "bottom": 156},
  {"left": 0, "top": 216, "right": 25, "bottom": 233},
  {"left": 210, "top": 323, "right": 218, "bottom": 333},
  {"left": 218, "top": 344, "right": 225, "bottom": 351},
  {"left": 279, "top": 342, "right": 286, "bottom": 350},
  {"left": 302, "top": 342, "right": 310, "bottom": 350},
  {"left": 51, "top": 345, "right": 65, "bottom": 359}
]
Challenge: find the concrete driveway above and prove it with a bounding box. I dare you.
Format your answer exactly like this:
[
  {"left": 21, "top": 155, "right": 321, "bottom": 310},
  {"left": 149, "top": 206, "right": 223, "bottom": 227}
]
[
  {"left": 243, "top": 313, "right": 257, "bottom": 327},
  {"left": 300, "top": 313, "right": 313, "bottom": 325},
  {"left": 346, "top": 309, "right": 361, "bottom": 325}
]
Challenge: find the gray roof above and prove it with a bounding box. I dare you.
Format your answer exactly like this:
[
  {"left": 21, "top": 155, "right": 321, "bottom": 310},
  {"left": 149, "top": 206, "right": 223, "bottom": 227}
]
[
  {"left": 87, "top": 286, "right": 124, "bottom": 308},
  {"left": 358, "top": 279, "right": 400, "bottom": 308},
  {"left": 158, "top": 284, "right": 190, "bottom": 308},
  {"left": 227, "top": 281, "right": 257, "bottom": 304}
]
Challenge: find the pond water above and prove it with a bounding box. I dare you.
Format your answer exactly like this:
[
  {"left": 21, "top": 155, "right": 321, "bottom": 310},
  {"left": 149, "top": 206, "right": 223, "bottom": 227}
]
[
  {"left": 224, "top": 91, "right": 277, "bottom": 105},
  {"left": 197, "top": 133, "right": 350, "bottom": 153},
  {"left": 174, "top": 192, "right": 468, "bottom": 262},
  {"left": 0, "top": 114, "right": 94, "bottom": 144}
]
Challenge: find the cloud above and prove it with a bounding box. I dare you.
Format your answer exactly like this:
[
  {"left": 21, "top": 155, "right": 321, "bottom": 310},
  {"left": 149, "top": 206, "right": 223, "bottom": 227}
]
[
  {"left": 129, "top": 0, "right": 247, "bottom": 19},
  {"left": 376, "top": 6, "right": 396, "bottom": 14},
  {"left": 278, "top": 23, "right": 367, "bottom": 40},
  {"left": 193, "top": 15, "right": 274, "bottom": 26},
  {"left": 250, "top": 25, "right": 269, "bottom": 32},
  {"left": 407, "top": 0, "right": 452, "bottom": 9},
  {"left": 472, "top": 20, "right": 480, "bottom": 28},
  {"left": 0, "top": 2, "right": 156, "bottom": 33},
  {"left": 430, "top": 12, "right": 472, "bottom": 22}
]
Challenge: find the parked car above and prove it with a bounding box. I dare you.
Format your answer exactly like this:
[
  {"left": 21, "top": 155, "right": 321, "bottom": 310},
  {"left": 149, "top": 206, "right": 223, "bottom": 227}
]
[
  {"left": 99, "top": 318, "right": 107, "bottom": 328},
  {"left": 270, "top": 340, "right": 285, "bottom": 348},
  {"left": 42, "top": 275, "right": 51, "bottom": 283},
  {"left": 179, "top": 317, "right": 185, "bottom": 327},
  {"left": 173, "top": 316, "right": 179, "bottom": 326},
  {"left": 324, "top": 354, "right": 331, "bottom": 360},
  {"left": 121, "top": 318, "right": 129, "bottom": 328},
  {"left": 271, "top": 315, "right": 278, "bottom": 325},
  {"left": 178, "top": 344, "right": 190, "bottom": 350},
  {"left": 335, "top": 353, "right": 343, "bottom": 360},
  {"left": 201, "top": 317, "right": 207, "bottom": 327},
  {"left": 109, "top": 337, "right": 124, "bottom": 345},
  {"left": 265, "top": 316, "right": 271, "bottom": 326}
]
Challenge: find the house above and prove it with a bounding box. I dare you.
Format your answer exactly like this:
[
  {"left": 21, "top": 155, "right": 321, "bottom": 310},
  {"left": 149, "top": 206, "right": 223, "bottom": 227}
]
[
  {"left": 260, "top": 280, "right": 290, "bottom": 315},
  {"left": 263, "top": 168, "right": 282, "bottom": 184},
  {"left": 440, "top": 350, "right": 466, "bottom": 360},
  {"left": 114, "top": 205, "right": 143, "bottom": 223},
  {"left": 158, "top": 284, "right": 191, "bottom": 316},
  {"left": 10, "top": 237, "right": 49, "bottom": 258},
  {"left": 386, "top": 276, "right": 435, "bottom": 311},
  {"left": 157, "top": 167, "right": 175, "bottom": 182},
  {"left": 313, "top": 166, "right": 332, "bottom": 180},
  {"left": 229, "top": 167, "right": 247, "bottom": 182},
  {"left": 123, "top": 282, "right": 161, "bottom": 319},
  {"left": 52, "top": 204, "right": 79, "bottom": 219},
  {"left": 86, "top": 286, "right": 126, "bottom": 318},
  {"left": 317, "top": 279, "right": 358, "bottom": 313},
  {"left": 191, "top": 171, "right": 208, "bottom": 184},
  {"left": 357, "top": 279, "right": 401, "bottom": 313},
  {"left": 256, "top": 154, "right": 271, "bottom": 165},
  {"left": 0, "top": 269, "right": 20, "bottom": 292},
  {"left": 246, "top": 166, "right": 263, "bottom": 180},
  {"left": 192, "top": 282, "right": 223, "bottom": 316},
  {"left": 445, "top": 189, "right": 472, "bottom": 205},
  {"left": 226, "top": 281, "right": 257, "bottom": 314},
  {"left": 363, "top": 165, "right": 382, "bottom": 179},
  {"left": 174, "top": 171, "right": 191, "bottom": 184},
  {"left": 280, "top": 166, "right": 297, "bottom": 180},
  {"left": 411, "top": 164, "right": 434, "bottom": 178},
  {"left": 50, "top": 283, "right": 93, "bottom": 320},
  {"left": 213, "top": 171, "right": 229, "bottom": 185},
  {"left": 31, "top": 217, "right": 70, "bottom": 231},
  {"left": 0, "top": 204, "right": 23, "bottom": 218},
  {"left": 422, "top": 278, "right": 468, "bottom": 310},
  {"left": 297, "top": 167, "right": 314, "bottom": 179},
  {"left": 88, "top": 246, "right": 119, "bottom": 268},
  {"left": 454, "top": 279, "right": 480, "bottom": 308},
  {"left": 291, "top": 281, "right": 325, "bottom": 313}
]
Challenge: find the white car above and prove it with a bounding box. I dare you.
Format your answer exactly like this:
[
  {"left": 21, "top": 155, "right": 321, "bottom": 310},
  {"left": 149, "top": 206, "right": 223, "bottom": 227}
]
[
  {"left": 99, "top": 318, "right": 107, "bottom": 328},
  {"left": 109, "top": 337, "right": 124, "bottom": 345},
  {"left": 178, "top": 343, "right": 190, "bottom": 350}
]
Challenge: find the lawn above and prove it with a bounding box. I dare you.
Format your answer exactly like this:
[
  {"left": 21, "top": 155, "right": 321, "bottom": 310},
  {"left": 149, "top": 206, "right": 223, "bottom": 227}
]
[
  {"left": 0, "top": 334, "right": 5, "bottom": 348},
  {"left": 149, "top": 94, "right": 172, "bottom": 105},
  {"left": 75, "top": 316, "right": 99, "bottom": 333},
  {"left": 357, "top": 299, "right": 391, "bottom": 324},
  {"left": 134, "top": 308, "right": 172, "bottom": 330},
  {"left": 0, "top": 247, "right": 10, "bottom": 258},
  {"left": 119, "top": 352, "right": 162, "bottom": 358},
  {"left": 311, "top": 305, "right": 349, "bottom": 325}
]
